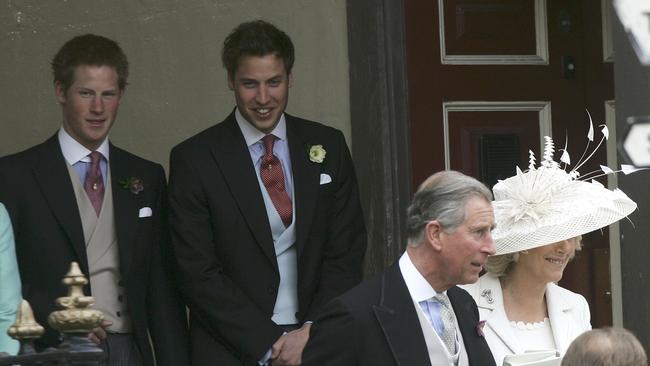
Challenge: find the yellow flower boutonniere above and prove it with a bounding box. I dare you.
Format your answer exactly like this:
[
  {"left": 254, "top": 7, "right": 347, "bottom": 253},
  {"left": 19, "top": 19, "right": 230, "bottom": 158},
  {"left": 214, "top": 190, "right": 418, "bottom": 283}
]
[{"left": 309, "top": 145, "right": 326, "bottom": 163}]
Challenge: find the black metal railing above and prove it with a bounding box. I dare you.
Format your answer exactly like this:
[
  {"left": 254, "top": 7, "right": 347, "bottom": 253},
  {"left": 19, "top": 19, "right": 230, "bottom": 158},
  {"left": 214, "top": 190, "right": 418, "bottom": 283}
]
[{"left": 0, "top": 335, "right": 103, "bottom": 365}]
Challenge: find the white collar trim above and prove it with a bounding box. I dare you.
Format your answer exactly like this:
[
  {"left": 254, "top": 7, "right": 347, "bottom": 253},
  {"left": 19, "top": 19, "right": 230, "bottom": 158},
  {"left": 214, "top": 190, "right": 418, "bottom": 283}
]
[
  {"left": 235, "top": 108, "right": 287, "bottom": 147},
  {"left": 399, "top": 251, "right": 443, "bottom": 303},
  {"left": 58, "top": 127, "right": 110, "bottom": 165}
]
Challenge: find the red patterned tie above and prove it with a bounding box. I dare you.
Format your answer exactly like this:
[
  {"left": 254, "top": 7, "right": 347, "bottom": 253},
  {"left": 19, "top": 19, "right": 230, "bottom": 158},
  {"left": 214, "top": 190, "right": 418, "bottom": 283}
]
[
  {"left": 260, "top": 135, "right": 292, "bottom": 227},
  {"left": 84, "top": 151, "right": 105, "bottom": 216}
]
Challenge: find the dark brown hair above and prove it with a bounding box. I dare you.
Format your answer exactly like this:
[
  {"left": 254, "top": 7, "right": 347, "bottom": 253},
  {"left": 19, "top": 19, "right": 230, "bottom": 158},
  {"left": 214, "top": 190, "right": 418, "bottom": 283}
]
[
  {"left": 51, "top": 34, "right": 128, "bottom": 92},
  {"left": 221, "top": 20, "right": 294, "bottom": 78}
]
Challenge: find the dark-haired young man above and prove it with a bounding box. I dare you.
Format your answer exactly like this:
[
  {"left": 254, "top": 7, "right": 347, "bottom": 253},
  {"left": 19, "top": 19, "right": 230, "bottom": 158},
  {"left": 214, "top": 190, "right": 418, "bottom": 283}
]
[
  {"left": 0, "top": 34, "right": 190, "bottom": 366},
  {"left": 169, "top": 20, "right": 367, "bottom": 365}
]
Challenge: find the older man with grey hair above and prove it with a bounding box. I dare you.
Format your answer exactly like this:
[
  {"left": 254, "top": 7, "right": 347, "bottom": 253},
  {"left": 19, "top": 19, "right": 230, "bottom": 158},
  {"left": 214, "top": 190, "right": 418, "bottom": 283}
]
[{"left": 302, "top": 170, "right": 497, "bottom": 366}]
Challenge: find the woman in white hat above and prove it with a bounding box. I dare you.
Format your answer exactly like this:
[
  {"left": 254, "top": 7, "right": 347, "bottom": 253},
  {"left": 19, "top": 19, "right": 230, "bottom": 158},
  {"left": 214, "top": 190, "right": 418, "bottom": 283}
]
[
  {"left": 0, "top": 202, "right": 21, "bottom": 355},
  {"left": 461, "top": 134, "right": 638, "bottom": 365}
]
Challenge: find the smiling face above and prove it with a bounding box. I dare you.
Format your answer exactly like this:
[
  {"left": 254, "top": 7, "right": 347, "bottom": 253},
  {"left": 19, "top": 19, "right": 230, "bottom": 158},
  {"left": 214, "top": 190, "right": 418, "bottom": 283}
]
[
  {"left": 56, "top": 64, "right": 123, "bottom": 151},
  {"left": 437, "top": 196, "right": 497, "bottom": 286},
  {"left": 228, "top": 54, "right": 292, "bottom": 134},
  {"left": 514, "top": 238, "right": 579, "bottom": 284}
]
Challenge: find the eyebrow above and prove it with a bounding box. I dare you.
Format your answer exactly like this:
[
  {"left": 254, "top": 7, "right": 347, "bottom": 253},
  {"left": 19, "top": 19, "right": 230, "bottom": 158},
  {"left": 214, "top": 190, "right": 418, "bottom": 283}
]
[
  {"left": 75, "top": 87, "right": 118, "bottom": 92},
  {"left": 238, "top": 74, "right": 285, "bottom": 82},
  {"left": 469, "top": 222, "right": 496, "bottom": 231}
]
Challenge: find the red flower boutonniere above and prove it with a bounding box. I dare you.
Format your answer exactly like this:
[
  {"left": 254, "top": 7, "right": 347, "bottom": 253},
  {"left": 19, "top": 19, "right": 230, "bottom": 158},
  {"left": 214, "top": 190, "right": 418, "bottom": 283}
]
[
  {"left": 476, "top": 320, "right": 486, "bottom": 337},
  {"left": 120, "top": 177, "right": 144, "bottom": 195}
]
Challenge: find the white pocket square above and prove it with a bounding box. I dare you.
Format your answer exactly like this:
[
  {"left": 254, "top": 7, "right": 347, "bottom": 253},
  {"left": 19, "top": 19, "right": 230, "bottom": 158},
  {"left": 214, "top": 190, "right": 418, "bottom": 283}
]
[
  {"left": 319, "top": 173, "right": 332, "bottom": 185},
  {"left": 138, "top": 207, "right": 153, "bottom": 218}
]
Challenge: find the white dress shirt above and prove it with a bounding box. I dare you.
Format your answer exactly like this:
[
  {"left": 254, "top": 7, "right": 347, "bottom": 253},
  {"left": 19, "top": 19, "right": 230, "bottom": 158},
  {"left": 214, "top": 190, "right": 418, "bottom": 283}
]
[
  {"left": 399, "top": 252, "right": 461, "bottom": 364},
  {"left": 58, "top": 128, "right": 109, "bottom": 186}
]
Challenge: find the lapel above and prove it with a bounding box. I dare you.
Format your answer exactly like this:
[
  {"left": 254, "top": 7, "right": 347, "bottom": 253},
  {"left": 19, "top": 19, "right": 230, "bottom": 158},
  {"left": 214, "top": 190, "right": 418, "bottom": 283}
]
[
  {"left": 474, "top": 274, "right": 521, "bottom": 354},
  {"left": 285, "top": 115, "right": 320, "bottom": 258},
  {"left": 109, "top": 144, "right": 140, "bottom": 281},
  {"left": 210, "top": 113, "right": 277, "bottom": 270},
  {"left": 545, "top": 283, "right": 574, "bottom": 354},
  {"left": 447, "top": 286, "right": 477, "bottom": 366},
  {"left": 450, "top": 285, "right": 499, "bottom": 366},
  {"left": 373, "top": 263, "right": 431, "bottom": 366},
  {"left": 32, "top": 135, "right": 88, "bottom": 273}
]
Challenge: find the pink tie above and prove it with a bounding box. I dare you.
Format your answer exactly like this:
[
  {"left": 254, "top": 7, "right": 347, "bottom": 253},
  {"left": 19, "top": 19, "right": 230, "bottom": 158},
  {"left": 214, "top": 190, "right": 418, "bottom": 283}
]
[
  {"left": 260, "top": 135, "right": 292, "bottom": 227},
  {"left": 84, "top": 151, "right": 105, "bottom": 216}
]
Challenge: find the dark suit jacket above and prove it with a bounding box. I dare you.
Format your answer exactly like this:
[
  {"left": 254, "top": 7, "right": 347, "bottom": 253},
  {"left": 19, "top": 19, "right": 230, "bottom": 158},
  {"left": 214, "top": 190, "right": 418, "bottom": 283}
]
[
  {"left": 168, "top": 112, "right": 367, "bottom": 365},
  {"left": 0, "top": 135, "right": 190, "bottom": 366},
  {"left": 301, "top": 262, "right": 496, "bottom": 366}
]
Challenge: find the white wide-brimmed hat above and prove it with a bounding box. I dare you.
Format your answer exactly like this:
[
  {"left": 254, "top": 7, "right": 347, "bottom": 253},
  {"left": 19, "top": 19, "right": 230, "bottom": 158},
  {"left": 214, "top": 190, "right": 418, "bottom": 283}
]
[{"left": 491, "top": 128, "right": 638, "bottom": 255}]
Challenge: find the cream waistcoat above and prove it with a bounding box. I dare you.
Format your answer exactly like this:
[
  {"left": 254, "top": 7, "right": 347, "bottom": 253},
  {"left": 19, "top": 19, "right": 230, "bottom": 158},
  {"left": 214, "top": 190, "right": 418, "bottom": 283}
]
[{"left": 67, "top": 163, "right": 131, "bottom": 332}]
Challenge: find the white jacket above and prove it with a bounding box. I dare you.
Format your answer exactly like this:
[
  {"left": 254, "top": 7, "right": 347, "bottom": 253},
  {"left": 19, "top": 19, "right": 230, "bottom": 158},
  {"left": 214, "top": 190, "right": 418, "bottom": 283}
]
[{"left": 461, "top": 273, "right": 591, "bottom": 365}]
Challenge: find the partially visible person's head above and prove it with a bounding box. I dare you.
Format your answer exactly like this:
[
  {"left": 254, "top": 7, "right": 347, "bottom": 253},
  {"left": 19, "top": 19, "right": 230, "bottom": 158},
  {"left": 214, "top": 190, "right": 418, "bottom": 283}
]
[
  {"left": 485, "top": 236, "right": 582, "bottom": 280},
  {"left": 52, "top": 34, "right": 128, "bottom": 150},
  {"left": 222, "top": 20, "right": 295, "bottom": 134},
  {"left": 406, "top": 171, "right": 496, "bottom": 289},
  {"left": 562, "top": 327, "right": 647, "bottom": 366}
]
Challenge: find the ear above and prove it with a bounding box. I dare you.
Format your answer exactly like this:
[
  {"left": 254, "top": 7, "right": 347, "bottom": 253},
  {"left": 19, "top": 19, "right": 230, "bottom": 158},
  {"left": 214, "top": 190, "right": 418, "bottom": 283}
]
[
  {"left": 288, "top": 72, "right": 293, "bottom": 88},
  {"left": 227, "top": 73, "right": 235, "bottom": 91},
  {"left": 424, "top": 220, "right": 444, "bottom": 251},
  {"left": 54, "top": 82, "right": 66, "bottom": 104}
]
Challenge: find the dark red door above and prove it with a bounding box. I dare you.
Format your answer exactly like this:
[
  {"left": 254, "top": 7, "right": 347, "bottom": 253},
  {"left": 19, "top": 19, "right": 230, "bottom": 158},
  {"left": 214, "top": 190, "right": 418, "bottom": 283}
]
[{"left": 405, "top": 0, "right": 615, "bottom": 327}]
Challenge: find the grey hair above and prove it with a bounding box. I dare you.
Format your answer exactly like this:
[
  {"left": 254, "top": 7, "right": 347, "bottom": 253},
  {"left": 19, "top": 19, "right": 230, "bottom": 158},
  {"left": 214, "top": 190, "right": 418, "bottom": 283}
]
[
  {"left": 562, "top": 327, "right": 647, "bottom": 366},
  {"left": 406, "top": 171, "right": 492, "bottom": 247},
  {"left": 485, "top": 236, "right": 584, "bottom": 277}
]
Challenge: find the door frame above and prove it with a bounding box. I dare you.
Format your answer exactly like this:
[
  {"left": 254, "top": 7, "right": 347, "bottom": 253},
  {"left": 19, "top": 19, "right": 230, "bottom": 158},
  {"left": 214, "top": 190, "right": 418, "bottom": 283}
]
[{"left": 346, "top": 0, "right": 412, "bottom": 273}]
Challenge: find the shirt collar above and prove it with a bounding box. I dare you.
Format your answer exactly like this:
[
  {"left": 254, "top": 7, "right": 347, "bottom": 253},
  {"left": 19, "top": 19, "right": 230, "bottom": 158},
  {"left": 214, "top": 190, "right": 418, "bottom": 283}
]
[
  {"left": 235, "top": 108, "right": 287, "bottom": 147},
  {"left": 57, "top": 127, "right": 110, "bottom": 165},
  {"left": 399, "top": 251, "right": 443, "bottom": 303}
]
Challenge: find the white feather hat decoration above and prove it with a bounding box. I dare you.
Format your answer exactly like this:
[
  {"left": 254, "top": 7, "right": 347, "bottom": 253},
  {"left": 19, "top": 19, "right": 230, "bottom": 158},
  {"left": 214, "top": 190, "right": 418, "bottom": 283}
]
[{"left": 491, "top": 117, "right": 638, "bottom": 255}]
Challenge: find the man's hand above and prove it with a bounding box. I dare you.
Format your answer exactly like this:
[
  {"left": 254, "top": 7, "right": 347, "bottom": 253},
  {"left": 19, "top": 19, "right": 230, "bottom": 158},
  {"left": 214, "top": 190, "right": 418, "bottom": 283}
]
[
  {"left": 87, "top": 320, "right": 113, "bottom": 345},
  {"left": 270, "top": 323, "right": 312, "bottom": 366}
]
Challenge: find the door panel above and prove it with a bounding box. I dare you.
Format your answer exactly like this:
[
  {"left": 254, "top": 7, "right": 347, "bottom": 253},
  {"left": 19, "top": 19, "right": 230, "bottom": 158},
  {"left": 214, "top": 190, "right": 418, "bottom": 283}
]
[
  {"left": 447, "top": 109, "right": 540, "bottom": 185},
  {"left": 443, "top": 0, "right": 537, "bottom": 55}
]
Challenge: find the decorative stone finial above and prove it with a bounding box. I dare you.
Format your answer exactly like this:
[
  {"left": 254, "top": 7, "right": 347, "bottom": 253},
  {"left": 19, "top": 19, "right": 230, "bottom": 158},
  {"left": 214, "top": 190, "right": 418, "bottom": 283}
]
[
  {"left": 47, "top": 262, "right": 104, "bottom": 334},
  {"left": 7, "top": 299, "right": 45, "bottom": 340}
]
